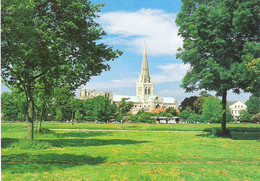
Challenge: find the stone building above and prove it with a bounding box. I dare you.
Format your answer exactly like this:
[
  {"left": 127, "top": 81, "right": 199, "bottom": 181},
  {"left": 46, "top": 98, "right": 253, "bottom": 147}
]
[
  {"left": 228, "top": 101, "right": 247, "bottom": 120},
  {"left": 80, "top": 43, "right": 177, "bottom": 114}
]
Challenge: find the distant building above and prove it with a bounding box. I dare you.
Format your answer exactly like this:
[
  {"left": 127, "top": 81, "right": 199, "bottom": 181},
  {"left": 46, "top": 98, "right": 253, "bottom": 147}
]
[
  {"left": 80, "top": 43, "right": 177, "bottom": 115},
  {"left": 228, "top": 101, "right": 247, "bottom": 120}
]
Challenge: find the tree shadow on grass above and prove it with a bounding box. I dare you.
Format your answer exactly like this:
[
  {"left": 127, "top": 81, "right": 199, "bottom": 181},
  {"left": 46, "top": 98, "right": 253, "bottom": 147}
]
[
  {"left": 56, "top": 131, "right": 111, "bottom": 138},
  {"left": 45, "top": 138, "right": 149, "bottom": 148},
  {"left": 198, "top": 127, "right": 260, "bottom": 140},
  {"left": 1, "top": 138, "right": 19, "bottom": 148},
  {"left": 203, "top": 127, "right": 260, "bottom": 133},
  {"left": 2, "top": 153, "right": 106, "bottom": 174},
  {"left": 2, "top": 137, "right": 149, "bottom": 149}
]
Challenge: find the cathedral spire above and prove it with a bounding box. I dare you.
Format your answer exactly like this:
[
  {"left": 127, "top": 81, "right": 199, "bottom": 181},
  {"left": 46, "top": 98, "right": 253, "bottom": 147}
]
[
  {"left": 140, "top": 42, "right": 150, "bottom": 82},
  {"left": 136, "top": 42, "right": 154, "bottom": 100}
]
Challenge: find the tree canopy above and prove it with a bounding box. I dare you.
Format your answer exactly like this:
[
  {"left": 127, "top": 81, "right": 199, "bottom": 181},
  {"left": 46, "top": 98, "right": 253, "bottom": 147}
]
[
  {"left": 246, "top": 95, "right": 260, "bottom": 115},
  {"left": 201, "top": 97, "right": 232, "bottom": 123},
  {"left": 179, "top": 96, "right": 198, "bottom": 112},
  {"left": 176, "top": 0, "right": 259, "bottom": 134}
]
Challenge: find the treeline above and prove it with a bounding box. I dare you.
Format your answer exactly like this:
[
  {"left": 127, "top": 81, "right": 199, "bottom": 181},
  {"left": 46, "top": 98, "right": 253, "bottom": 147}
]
[
  {"left": 178, "top": 93, "right": 260, "bottom": 123},
  {"left": 1, "top": 91, "right": 178, "bottom": 123},
  {"left": 2, "top": 90, "right": 259, "bottom": 124}
]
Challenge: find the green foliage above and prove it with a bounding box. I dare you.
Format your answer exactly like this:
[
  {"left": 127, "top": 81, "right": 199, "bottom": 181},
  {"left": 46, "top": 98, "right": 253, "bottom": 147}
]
[
  {"left": 83, "top": 98, "right": 95, "bottom": 121},
  {"left": 93, "top": 96, "right": 117, "bottom": 122},
  {"left": 199, "top": 91, "right": 211, "bottom": 97},
  {"left": 179, "top": 96, "right": 198, "bottom": 112},
  {"left": 239, "top": 111, "right": 253, "bottom": 123},
  {"left": 159, "top": 111, "right": 167, "bottom": 117},
  {"left": 178, "top": 110, "right": 192, "bottom": 120},
  {"left": 75, "top": 110, "right": 83, "bottom": 122},
  {"left": 246, "top": 95, "right": 260, "bottom": 115},
  {"left": 118, "top": 98, "right": 133, "bottom": 116},
  {"left": 136, "top": 112, "right": 155, "bottom": 123},
  {"left": 251, "top": 113, "right": 260, "bottom": 123},
  {"left": 201, "top": 97, "right": 232, "bottom": 123},
  {"left": 186, "top": 113, "right": 201, "bottom": 123},
  {"left": 193, "top": 96, "right": 207, "bottom": 114},
  {"left": 55, "top": 109, "right": 63, "bottom": 122},
  {"left": 10, "top": 140, "right": 51, "bottom": 150},
  {"left": 165, "top": 107, "right": 178, "bottom": 116},
  {"left": 1, "top": 92, "right": 27, "bottom": 121}
]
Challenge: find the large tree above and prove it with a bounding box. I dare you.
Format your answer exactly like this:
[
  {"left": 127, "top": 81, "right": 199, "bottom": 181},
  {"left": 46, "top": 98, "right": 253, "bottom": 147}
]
[
  {"left": 176, "top": 0, "right": 259, "bottom": 134},
  {"left": 2, "top": 0, "right": 122, "bottom": 140}
]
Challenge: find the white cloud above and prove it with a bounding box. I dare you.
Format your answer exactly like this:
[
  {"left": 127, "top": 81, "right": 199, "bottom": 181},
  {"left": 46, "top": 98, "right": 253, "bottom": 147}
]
[
  {"left": 152, "top": 63, "right": 190, "bottom": 84},
  {"left": 83, "top": 63, "right": 189, "bottom": 90},
  {"left": 83, "top": 77, "right": 137, "bottom": 90},
  {"left": 99, "top": 8, "right": 182, "bottom": 55}
]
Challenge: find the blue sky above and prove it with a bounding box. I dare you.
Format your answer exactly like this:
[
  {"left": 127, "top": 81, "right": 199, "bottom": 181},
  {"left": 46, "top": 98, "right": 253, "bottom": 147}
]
[{"left": 1, "top": 0, "right": 251, "bottom": 104}]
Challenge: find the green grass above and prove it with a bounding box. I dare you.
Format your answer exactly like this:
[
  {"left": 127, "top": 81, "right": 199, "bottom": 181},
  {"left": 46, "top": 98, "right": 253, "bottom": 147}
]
[
  {"left": 1, "top": 123, "right": 260, "bottom": 180},
  {"left": 3, "top": 122, "right": 260, "bottom": 132}
]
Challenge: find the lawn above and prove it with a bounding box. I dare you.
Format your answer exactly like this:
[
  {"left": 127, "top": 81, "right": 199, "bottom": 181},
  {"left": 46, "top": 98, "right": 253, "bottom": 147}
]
[{"left": 1, "top": 123, "right": 260, "bottom": 180}]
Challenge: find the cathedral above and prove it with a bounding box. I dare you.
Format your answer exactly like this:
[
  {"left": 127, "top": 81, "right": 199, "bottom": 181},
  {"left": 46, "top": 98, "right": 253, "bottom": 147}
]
[{"left": 80, "top": 44, "right": 177, "bottom": 114}]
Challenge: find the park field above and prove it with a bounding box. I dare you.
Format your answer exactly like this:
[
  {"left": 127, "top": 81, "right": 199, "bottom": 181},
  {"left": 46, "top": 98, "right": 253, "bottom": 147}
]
[{"left": 1, "top": 122, "right": 260, "bottom": 180}]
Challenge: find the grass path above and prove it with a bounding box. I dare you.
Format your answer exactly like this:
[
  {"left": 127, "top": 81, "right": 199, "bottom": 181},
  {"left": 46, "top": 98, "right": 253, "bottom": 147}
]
[{"left": 50, "top": 128, "right": 205, "bottom": 133}]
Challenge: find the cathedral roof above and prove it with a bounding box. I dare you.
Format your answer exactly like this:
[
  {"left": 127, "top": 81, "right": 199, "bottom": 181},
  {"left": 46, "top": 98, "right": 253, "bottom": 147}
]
[
  {"left": 113, "top": 95, "right": 141, "bottom": 103},
  {"left": 161, "top": 97, "right": 175, "bottom": 104}
]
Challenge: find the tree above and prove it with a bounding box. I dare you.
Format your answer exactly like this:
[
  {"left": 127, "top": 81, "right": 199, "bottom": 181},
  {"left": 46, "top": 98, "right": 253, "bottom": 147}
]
[
  {"left": 117, "top": 98, "right": 133, "bottom": 120},
  {"left": 135, "top": 112, "right": 155, "bottom": 123},
  {"left": 83, "top": 98, "right": 95, "bottom": 122},
  {"left": 178, "top": 110, "right": 192, "bottom": 120},
  {"left": 199, "top": 91, "right": 211, "bottom": 97},
  {"left": 166, "top": 107, "right": 178, "bottom": 116},
  {"left": 53, "top": 87, "right": 75, "bottom": 122},
  {"left": 201, "top": 97, "right": 232, "bottom": 123},
  {"left": 93, "top": 96, "right": 117, "bottom": 123},
  {"left": 2, "top": 0, "right": 122, "bottom": 140},
  {"left": 239, "top": 110, "right": 253, "bottom": 122},
  {"left": 246, "top": 95, "right": 260, "bottom": 115},
  {"left": 179, "top": 96, "right": 198, "bottom": 112},
  {"left": 193, "top": 96, "right": 207, "bottom": 114},
  {"left": 176, "top": 0, "right": 259, "bottom": 134},
  {"left": 251, "top": 113, "right": 260, "bottom": 123},
  {"left": 1, "top": 92, "right": 27, "bottom": 121},
  {"left": 186, "top": 113, "right": 201, "bottom": 123}
]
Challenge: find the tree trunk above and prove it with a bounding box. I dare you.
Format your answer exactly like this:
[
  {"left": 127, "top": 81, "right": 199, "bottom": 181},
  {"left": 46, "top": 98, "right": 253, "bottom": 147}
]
[
  {"left": 37, "top": 103, "right": 46, "bottom": 133},
  {"left": 37, "top": 120, "right": 42, "bottom": 132},
  {"left": 27, "top": 92, "right": 34, "bottom": 140},
  {"left": 221, "top": 89, "right": 228, "bottom": 134}
]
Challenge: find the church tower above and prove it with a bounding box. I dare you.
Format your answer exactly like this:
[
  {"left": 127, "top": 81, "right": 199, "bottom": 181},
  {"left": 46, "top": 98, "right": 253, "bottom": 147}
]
[{"left": 136, "top": 43, "right": 154, "bottom": 101}]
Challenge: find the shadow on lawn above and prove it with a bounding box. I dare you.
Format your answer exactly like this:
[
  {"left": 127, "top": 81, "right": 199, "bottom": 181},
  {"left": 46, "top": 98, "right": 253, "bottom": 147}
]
[
  {"left": 45, "top": 138, "right": 148, "bottom": 148},
  {"left": 199, "top": 127, "right": 260, "bottom": 140},
  {"left": 57, "top": 131, "right": 111, "bottom": 138},
  {"left": 2, "top": 153, "right": 106, "bottom": 173},
  {"left": 1, "top": 138, "right": 19, "bottom": 148}
]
